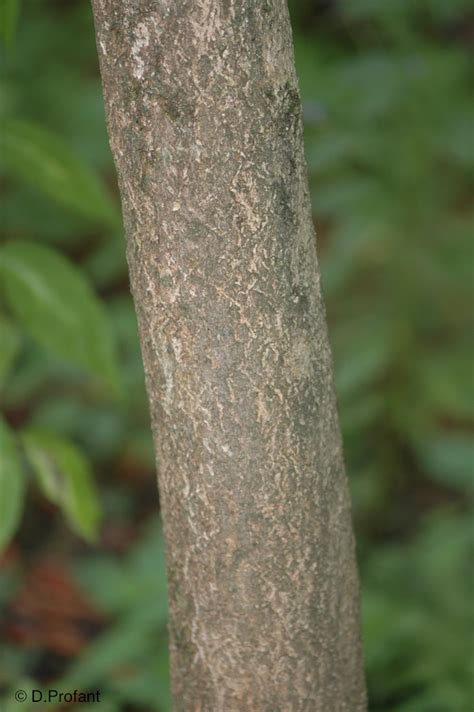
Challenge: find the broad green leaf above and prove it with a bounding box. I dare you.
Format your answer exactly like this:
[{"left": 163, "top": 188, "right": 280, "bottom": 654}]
[
  {"left": 21, "top": 429, "right": 101, "bottom": 542},
  {"left": 0, "top": 314, "right": 21, "bottom": 386},
  {"left": 0, "top": 418, "right": 26, "bottom": 552},
  {"left": 0, "top": 240, "right": 120, "bottom": 393},
  {"left": 0, "top": 119, "right": 120, "bottom": 227},
  {"left": 0, "top": 0, "right": 21, "bottom": 50}
]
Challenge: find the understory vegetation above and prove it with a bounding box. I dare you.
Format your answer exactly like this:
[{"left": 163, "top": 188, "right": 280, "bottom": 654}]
[{"left": 0, "top": 1, "right": 472, "bottom": 709}]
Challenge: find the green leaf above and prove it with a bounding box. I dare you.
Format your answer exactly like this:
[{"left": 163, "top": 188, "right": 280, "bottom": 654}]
[
  {"left": 0, "top": 119, "right": 120, "bottom": 227},
  {"left": 21, "top": 433, "right": 62, "bottom": 505},
  {"left": 0, "top": 0, "right": 21, "bottom": 50},
  {"left": 21, "top": 429, "right": 101, "bottom": 542},
  {"left": 0, "top": 240, "right": 120, "bottom": 393},
  {"left": 0, "top": 314, "right": 21, "bottom": 387},
  {"left": 0, "top": 418, "right": 26, "bottom": 552}
]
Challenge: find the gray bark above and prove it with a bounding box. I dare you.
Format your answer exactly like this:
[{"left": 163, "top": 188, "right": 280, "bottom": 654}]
[{"left": 91, "top": 1, "right": 366, "bottom": 710}]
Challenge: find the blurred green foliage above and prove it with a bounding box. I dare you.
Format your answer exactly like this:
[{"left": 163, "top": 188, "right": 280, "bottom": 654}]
[{"left": 0, "top": 1, "right": 472, "bottom": 710}]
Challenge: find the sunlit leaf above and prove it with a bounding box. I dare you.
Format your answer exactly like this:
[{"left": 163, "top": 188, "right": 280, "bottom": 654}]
[{"left": 0, "top": 240, "right": 120, "bottom": 393}]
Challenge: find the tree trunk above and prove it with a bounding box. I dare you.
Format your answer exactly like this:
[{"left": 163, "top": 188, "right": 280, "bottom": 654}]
[{"left": 91, "top": 1, "right": 366, "bottom": 709}]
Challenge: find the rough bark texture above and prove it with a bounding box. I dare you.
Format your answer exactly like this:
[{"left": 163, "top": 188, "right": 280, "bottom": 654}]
[{"left": 91, "top": 1, "right": 366, "bottom": 709}]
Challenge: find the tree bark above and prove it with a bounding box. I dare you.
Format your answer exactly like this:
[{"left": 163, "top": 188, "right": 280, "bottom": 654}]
[{"left": 91, "top": 1, "right": 366, "bottom": 709}]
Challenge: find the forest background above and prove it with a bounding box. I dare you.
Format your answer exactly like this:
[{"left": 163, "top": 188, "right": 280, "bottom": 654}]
[{"left": 0, "top": 1, "right": 472, "bottom": 710}]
